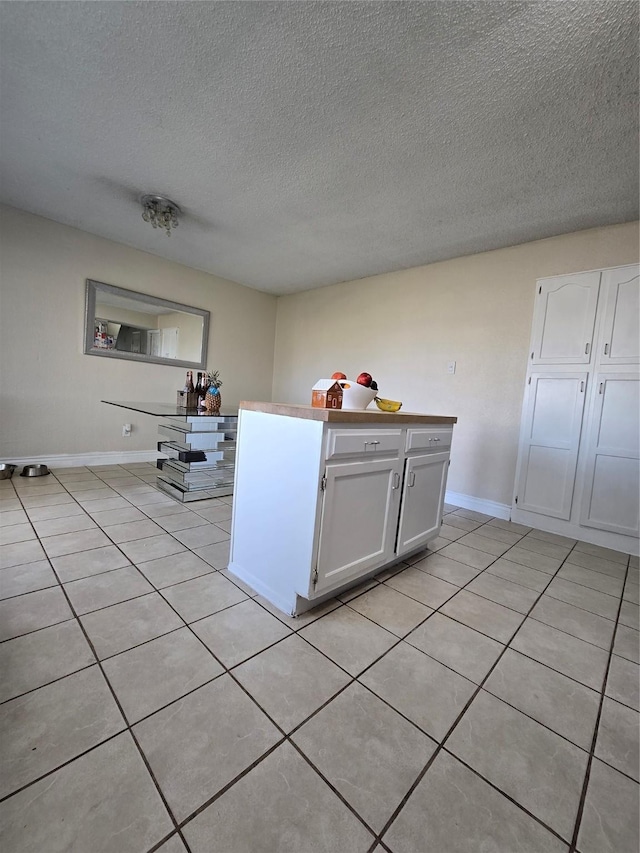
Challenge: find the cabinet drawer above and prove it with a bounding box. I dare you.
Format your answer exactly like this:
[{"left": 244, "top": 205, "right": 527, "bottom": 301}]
[
  {"left": 405, "top": 428, "right": 452, "bottom": 453},
  {"left": 326, "top": 429, "right": 402, "bottom": 459}
]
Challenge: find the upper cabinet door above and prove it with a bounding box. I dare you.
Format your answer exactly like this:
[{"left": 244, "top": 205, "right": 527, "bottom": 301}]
[
  {"left": 530, "top": 273, "right": 601, "bottom": 364},
  {"left": 598, "top": 265, "right": 640, "bottom": 365}
]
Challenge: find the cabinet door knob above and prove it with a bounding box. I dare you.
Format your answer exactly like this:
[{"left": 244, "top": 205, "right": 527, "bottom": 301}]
[{"left": 585, "top": 342, "right": 590, "bottom": 355}]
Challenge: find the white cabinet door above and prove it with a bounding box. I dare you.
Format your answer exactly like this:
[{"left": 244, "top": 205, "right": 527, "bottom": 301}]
[
  {"left": 580, "top": 374, "right": 640, "bottom": 536},
  {"left": 313, "top": 457, "right": 402, "bottom": 595},
  {"left": 598, "top": 266, "right": 640, "bottom": 365},
  {"left": 396, "top": 452, "right": 449, "bottom": 556},
  {"left": 531, "top": 273, "right": 601, "bottom": 364},
  {"left": 515, "top": 373, "right": 588, "bottom": 519}
]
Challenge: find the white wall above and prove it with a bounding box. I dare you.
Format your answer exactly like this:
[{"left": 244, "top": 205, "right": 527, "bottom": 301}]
[
  {"left": 95, "top": 302, "right": 157, "bottom": 329},
  {"left": 273, "top": 222, "right": 639, "bottom": 508},
  {"left": 0, "top": 205, "right": 277, "bottom": 458},
  {"left": 1, "top": 205, "right": 637, "bottom": 509}
]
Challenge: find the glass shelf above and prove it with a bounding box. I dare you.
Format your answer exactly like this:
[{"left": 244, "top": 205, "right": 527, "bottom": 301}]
[{"left": 102, "top": 401, "right": 238, "bottom": 418}]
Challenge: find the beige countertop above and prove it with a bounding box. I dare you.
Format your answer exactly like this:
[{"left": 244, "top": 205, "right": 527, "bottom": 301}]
[{"left": 239, "top": 401, "right": 457, "bottom": 425}]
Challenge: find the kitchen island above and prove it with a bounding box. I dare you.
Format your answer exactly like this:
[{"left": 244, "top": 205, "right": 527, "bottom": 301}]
[{"left": 228, "top": 402, "right": 457, "bottom": 616}]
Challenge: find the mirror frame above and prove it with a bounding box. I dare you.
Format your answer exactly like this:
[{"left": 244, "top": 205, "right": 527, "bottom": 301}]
[{"left": 84, "top": 279, "right": 210, "bottom": 369}]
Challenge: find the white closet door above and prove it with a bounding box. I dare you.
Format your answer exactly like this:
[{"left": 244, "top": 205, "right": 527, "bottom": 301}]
[
  {"left": 515, "top": 373, "right": 588, "bottom": 519},
  {"left": 580, "top": 374, "right": 640, "bottom": 536},
  {"left": 531, "top": 273, "right": 600, "bottom": 364},
  {"left": 161, "top": 327, "right": 179, "bottom": 359},
  {"left": 598, "top": 266, "right": 640, "bottom": 365}
]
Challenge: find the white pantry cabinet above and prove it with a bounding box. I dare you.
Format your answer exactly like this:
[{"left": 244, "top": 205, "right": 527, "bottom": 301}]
[
  {"left": 598, "top": 266, "right": 640, "bottom": 365},
  {"left": 514, "top": 372, "right": 588, "bottom": 520},
  {"left": 228, "top": 403, "right": 456, "bottom": 616},
  {"left": 579, "top": 374, "right": 639, "bottom": 537},
  {"left": 513, "top": 263, "right": 639, "bottom": 555},
  {"left": 529, "top": 272, "right": 601, "bottom": 365}
]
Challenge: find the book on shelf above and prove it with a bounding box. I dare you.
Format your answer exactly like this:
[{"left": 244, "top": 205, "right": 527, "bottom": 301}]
[
  {"left": 157, "top": 478, "right": 233, "bottom": 502},
  {"left": 164, "top": 416, "right": 238, "bottom": 434},
  {"left": 158, "top": 465, "right": 235, "bottom": 489},
  {"left": 157, "top": 441, "right": 232, "bottom": 463},
  {"left": 158, "top": 424, "right": 237, "bottom": 451},
  {"left": 158, "top": 459, "right": 234, "bottom": 481}
]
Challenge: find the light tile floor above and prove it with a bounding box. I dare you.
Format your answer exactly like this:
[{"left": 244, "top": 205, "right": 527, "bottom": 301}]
[{"left": 0, "top": 464, "right": 638, "bottom": 853}]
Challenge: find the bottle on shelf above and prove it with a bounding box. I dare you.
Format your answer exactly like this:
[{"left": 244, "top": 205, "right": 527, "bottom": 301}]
[
  {"left": 194, "top": 372, "right": 203, "bottom": 397},
  {"left": 185, "top": 371, "right": 195, "bottom": 393},
  {"left": 199, "top": 372, "right": 210, "bottom": 407}
]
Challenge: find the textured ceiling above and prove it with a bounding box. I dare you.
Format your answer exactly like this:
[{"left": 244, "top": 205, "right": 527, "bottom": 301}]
[{"left": 0, "top": 1, "right": 638, "bottom": 294}]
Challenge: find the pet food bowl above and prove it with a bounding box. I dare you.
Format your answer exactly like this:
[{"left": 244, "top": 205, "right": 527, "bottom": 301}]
[
  {"left": 339, "top": 381, "right": 377, "bottom": 410},
  {"left": 0, "top": 463, "right": 17, "bottom": 480},
  {"left": 20, "top": 464, "right": 51, "bottom": 478}
]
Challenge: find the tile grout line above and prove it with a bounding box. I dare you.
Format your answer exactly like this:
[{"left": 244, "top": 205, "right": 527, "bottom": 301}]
[
  {"left": 568, "top": 559, "right": 633, "bottom": 853},
  {"left": 370, "top": 545, "right": 580, "bottom": 849},
  {"left": 3, "top": 484, "right": 632, "bottom": 715},
  {"left": 0, "top": 497, "right": 240, "bottom": 748},
  {"left": 25, "top": 525, "right": 198, "bottom": 853},
  {"left": 3, "top": 478, "right": 637, "bottom": 850},
  {"left": 97, "top": 509, "right": 479, "bottom": 842},
  {"left": 62, "top": 473, "right": 386, "bottom": 845},
  {"left": 2, "top": 472, "right": 217, "bottom": 853},
  {"left": 279, "top": 538, "right": 622, "bottom": 845}
]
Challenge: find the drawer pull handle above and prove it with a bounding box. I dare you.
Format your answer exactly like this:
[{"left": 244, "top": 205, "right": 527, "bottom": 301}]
[
  {"left": 392, "top": 473, "right": 400, "bottom": 490},
  {"left": 585, "top": 342, "right": 590, "bottom": 355},
  {"left": 409, "top": 471, "right": 416, "bottom": 487},
  {"left": 433, "top": 437, "right": 440, "bottom": 442},
  {"left": 604, "top": 343, "right": 609, "bottom": 355},
  {"left": 364, "top": 440, "right": 380, "bottom": 450}
]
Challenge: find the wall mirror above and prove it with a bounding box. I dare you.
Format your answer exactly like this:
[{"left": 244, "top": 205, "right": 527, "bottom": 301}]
[{"left": 84, "top": 279, "right": 210, "bottom": 369}]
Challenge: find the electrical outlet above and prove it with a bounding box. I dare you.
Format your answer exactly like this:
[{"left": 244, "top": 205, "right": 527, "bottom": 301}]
[
  {"left": 122, "top": 424, "right": 131, "bottom": 438},
  {"left": 447, "top": 361, "right": 456, "bottom": 374}
]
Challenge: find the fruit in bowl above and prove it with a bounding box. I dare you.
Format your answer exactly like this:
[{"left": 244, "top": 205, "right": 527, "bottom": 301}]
[
  {"left": 357, "top": 372, "right": 373, "bottom": 387},
  {"left": 331, "top": 371, "right": 347, "bottom": 380}
]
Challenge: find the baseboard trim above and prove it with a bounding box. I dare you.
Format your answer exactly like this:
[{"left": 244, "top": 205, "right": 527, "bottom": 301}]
[
  {"left": 445, "top": 490, "right": 511, "bottom": 520},
  {"left": 512, "top": 507, "right": 639, "bottom": 557},
  {"left": 228, "top": 561, "right": 297, "bottom": 616},
  {"left": 2, "top": 450, "right": 159, "bottom": 468}
]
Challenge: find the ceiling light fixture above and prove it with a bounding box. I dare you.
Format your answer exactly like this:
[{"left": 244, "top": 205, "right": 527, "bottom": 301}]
[{"left": 140, "top": 194, "right": 181, "bottom": 236}]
